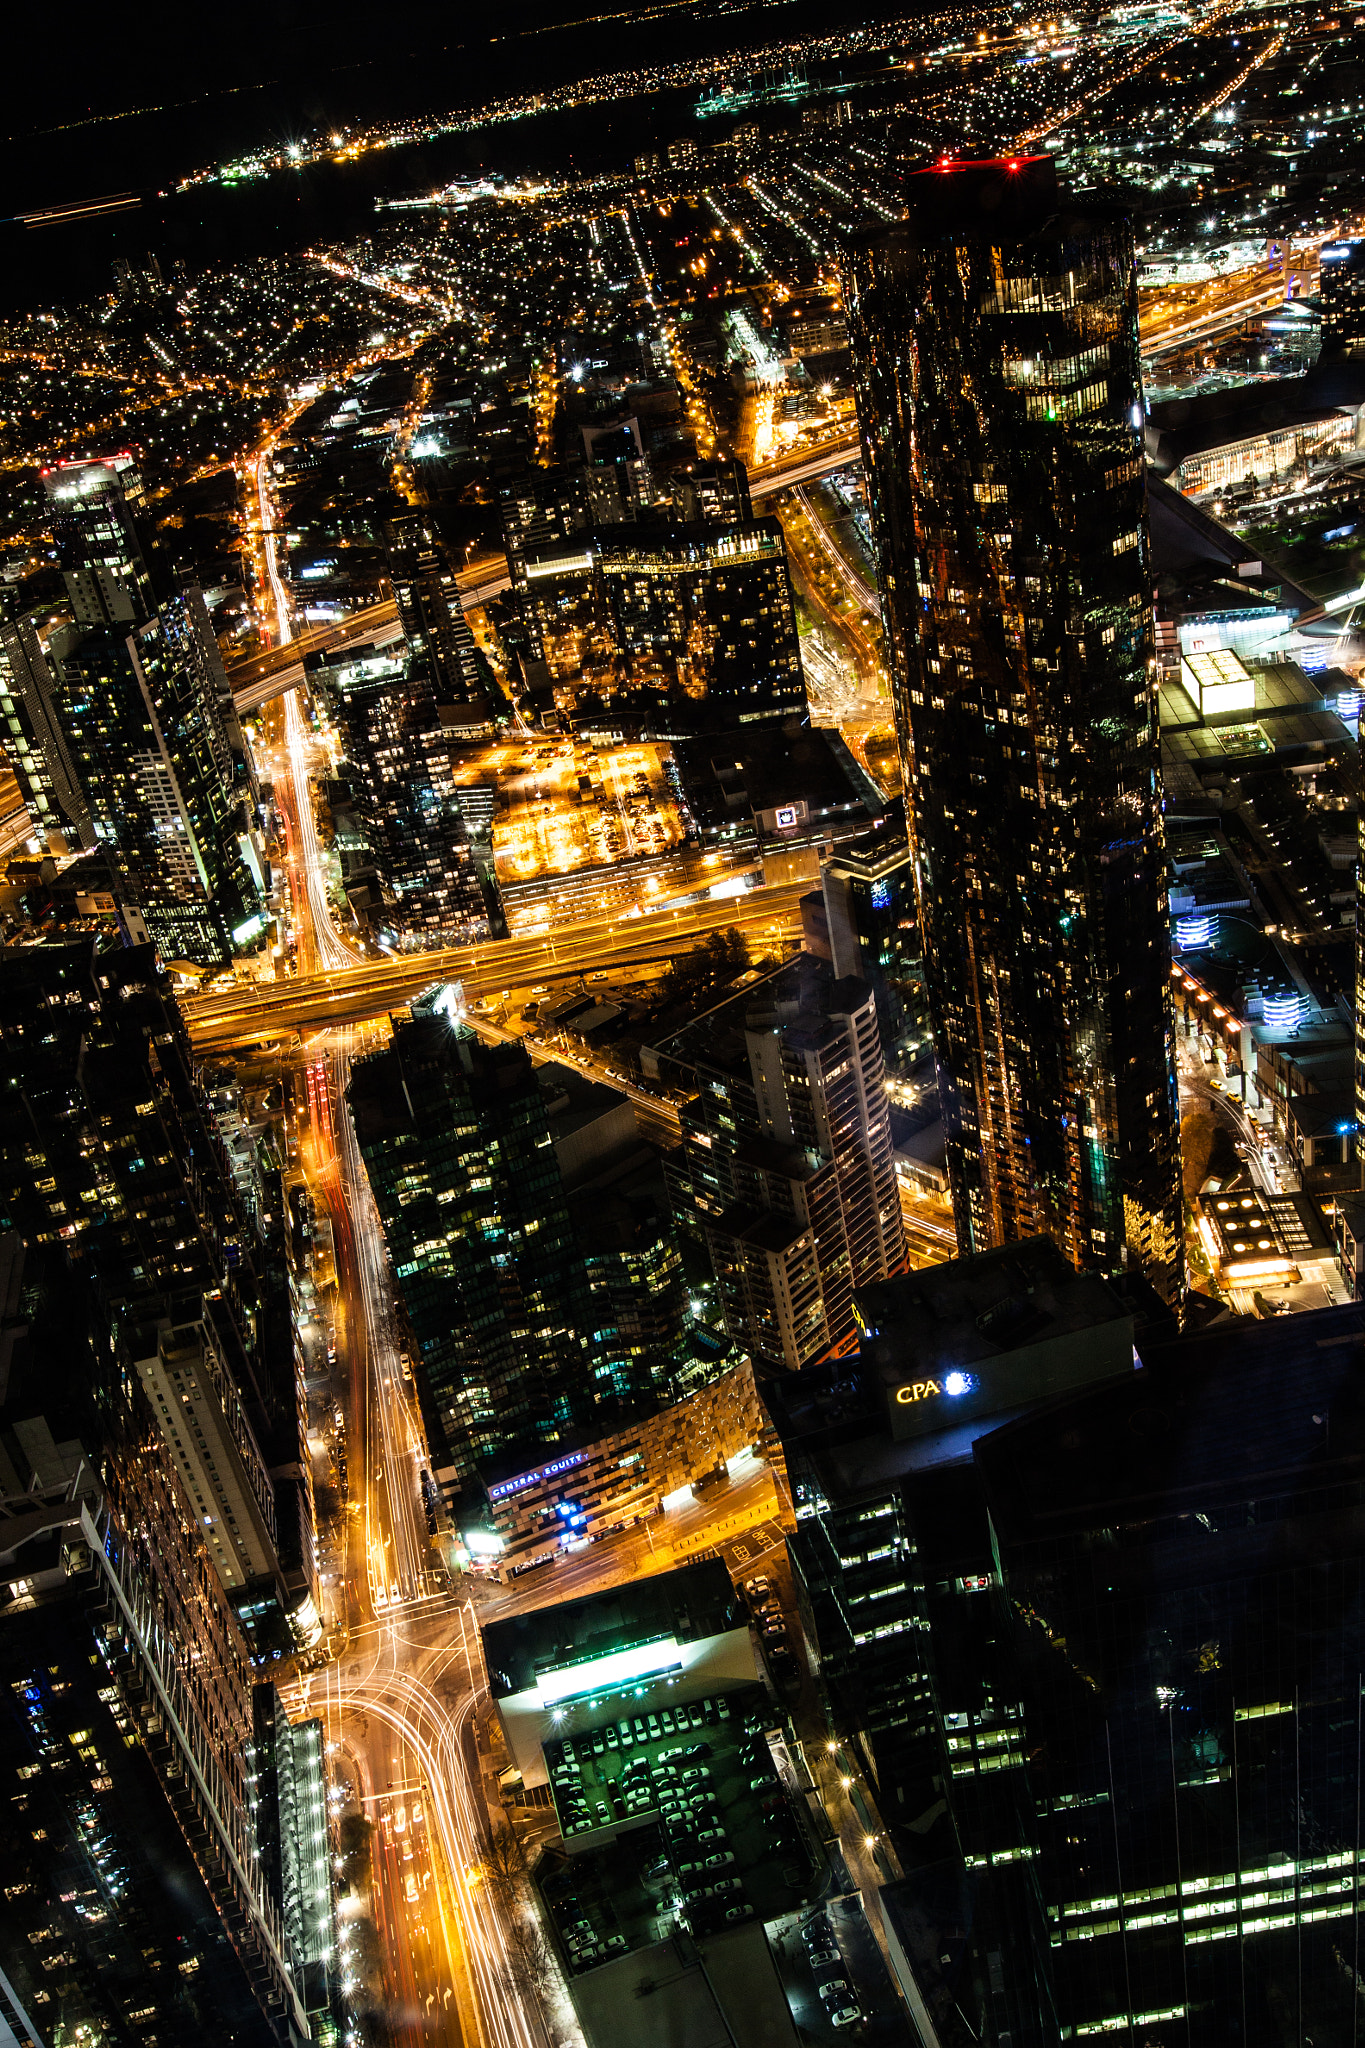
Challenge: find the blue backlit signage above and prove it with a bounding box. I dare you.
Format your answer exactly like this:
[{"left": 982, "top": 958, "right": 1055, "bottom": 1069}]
[{"left": 488, "top": 1451, "right": 588, "bottom": 1501}]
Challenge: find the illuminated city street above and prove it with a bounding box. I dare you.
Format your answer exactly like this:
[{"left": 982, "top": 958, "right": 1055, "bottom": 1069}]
[{"left": 3, "top": 6, "right": 1365, "bottom": 2046}]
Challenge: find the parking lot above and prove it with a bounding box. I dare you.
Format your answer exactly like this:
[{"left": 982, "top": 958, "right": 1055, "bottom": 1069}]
[
  {"left": 539, "top": 1683, "right": 820, "bottom": 1970},
  {"left": 770, "top": 1893, "right": 911, "bottom": 2043}
]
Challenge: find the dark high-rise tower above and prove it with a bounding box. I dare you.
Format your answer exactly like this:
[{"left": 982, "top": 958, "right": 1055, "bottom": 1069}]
[
  {"left": 3, "top": 460, "right": 267, "bottom": 966},
  {"left": 0, "top": 942, "right": 319, "bottom": 1656},
  {"left": 845, "top": 156, "right": 1182, "bottom": 1304},
  {"left": 1320, "top": 238, "right": 1365, "bottom": 350},
  {"left": 348, "top": 1002, "right": 634, "bottom": 1479},
  {"left": 385, "top": 513, "right": 487, "bottom": 708}
]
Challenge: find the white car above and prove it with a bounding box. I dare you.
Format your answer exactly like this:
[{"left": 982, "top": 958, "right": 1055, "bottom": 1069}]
[{"left": 830, "top": 2006, "right": 861, "bottom": 2028}]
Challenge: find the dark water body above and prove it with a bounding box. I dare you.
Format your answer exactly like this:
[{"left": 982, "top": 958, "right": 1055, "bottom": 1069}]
[{"left": 0, "top": 0, "right": 917, "bottom": 311}]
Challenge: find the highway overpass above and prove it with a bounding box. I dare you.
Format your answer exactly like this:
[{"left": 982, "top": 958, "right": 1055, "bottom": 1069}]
[
  {"left": 181, "top": 882, "right": 807, "bottom": 1047},
  {"left": 228, "top": 567, "right": 512, "bottom": 713}
]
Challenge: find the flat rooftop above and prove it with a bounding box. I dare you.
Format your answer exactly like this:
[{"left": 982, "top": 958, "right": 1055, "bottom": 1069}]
[
  {"left": 483, "top": 1557, "right": 743, "bottom": 1700},
  {"left": 976, "top": 1301, "right": 1365, "bottom": 1546},
  {"left": 856, "top": 1237, "right": 1131, "bottom": 1387},
  {"left": 650, "top": 952, "right": 871, "bottom": 1082},
  {"left": 1146, "top": 476, "right": 1321, "bottom": 620},
  {"left": 540, "top": 1684, "right": 819, "bottom": 1934},
  {"left": 672, "top": 723, "right": 886, "bottom": 839},
  {"left": 1146, "top": 360, "right": 1365, "bottom": 476}
]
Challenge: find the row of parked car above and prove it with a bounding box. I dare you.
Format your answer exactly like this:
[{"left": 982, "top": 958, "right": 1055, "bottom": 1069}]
[
  {"left": 551, "top": 1693, "right": 733, "bottom": 1766},
  {"left": 801, "top": 1913, "right": 862, "bottom": 2029},
  {"left": 560, "top": 1915, "right": 628, "bottom": 1970},
  {"left": 660, "top": 1764, "right": 753, "bottom": 1934},
  {"left": 745, "top": 1573, "right": 797, "bottom": 1678}
]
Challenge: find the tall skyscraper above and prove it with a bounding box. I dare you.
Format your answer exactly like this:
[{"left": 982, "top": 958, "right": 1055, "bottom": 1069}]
[
  {"left": 2, "top": 460, "right": 266, "bottom": 967},
  {"left": 654, "top": 954, "right": 904, "bottom": 1370},
  {"left": 845, "top": 156, "right": 1182, "bottom": 1303},
  {"left": 776, "top": 1261, "right": 1365, "bottom": 2044},
  {"left": 1319, "top": 238, "right": 1365, "bottom": 349},
  {"left": 0, "top": 608, "right": 93, "bottom": 852},
  {"left": 348, "top": 999, "right": 648, "bottom": 1480},
  {"left": 0, "top": 1233, "right": 329, "bottom": 2047},
  {"left": 0, "top": 941, "right": 319, "bottom": 1655},
  {"left": 384, "top": 513, "right": 488, "bottom": 709},
  {"left": 967, "top": 1305, "right": 1365, "bottom": 2046},
  {"left": 311, "top": 651, "right": 503, "bottom": 941}
]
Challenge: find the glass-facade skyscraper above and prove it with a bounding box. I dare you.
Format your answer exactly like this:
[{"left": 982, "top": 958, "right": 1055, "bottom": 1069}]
[
  {"left": 845, "top": 156, "right": 1182, "bottom": 1303},
  {"left": 0, "top": 460, "right": 266, "bottom": 967},
  {"left": 348, "top": 1003, "right": 658, "bottom": 1480},
  {"left": 776, "top": 1269, "right": 1365, "bottom": 2045},
  {"left": 655, "top": 954, "right": 904, "bottom": 1370}
]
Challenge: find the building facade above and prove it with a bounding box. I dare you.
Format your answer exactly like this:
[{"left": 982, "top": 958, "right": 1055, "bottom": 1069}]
[
  {"left": 476, "top": 1356, "right": 781, "bottom": 1559},
  {"left": 653, "top": 954, "right": 904, "bottom": 1370},
  {"left": 845, "top": 156, "right": 1182, "bottom": 1302},
  {"left": 348, "top": 1005, "right": 630, "bottom": 1481},
  {"left": 2, "top": 461, "right": 266, "bottom": 966},
  {"left": 0, "top": 610, "right": 93, "bottom": 854},
  {"left": 820, "top": 810, "right": 930, "bottom": 1073},
  {"left": 516, "top": 517, "right": 807, "bottom": 722},
  {"left": 385, "top": 512, "right": 488, "bottom": 708},
  {"left": 968, "top": 1305, "right": 1365, "bottom": 2044},
  {"left": 312, "top": 651, "right": 501, "bottom": 942},
  {"left": 0, "top": 942, "right": 318, "bottom": 1654},
  {"left": 778, "top": 1263, "right": 1365, "bottom": 2043},
  {"left": 0, "top": 1240, "right": 326, "bottom": 2046},
  {"left": 1320, "top": 238, "right": 1365, "bottom": 349}
]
